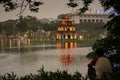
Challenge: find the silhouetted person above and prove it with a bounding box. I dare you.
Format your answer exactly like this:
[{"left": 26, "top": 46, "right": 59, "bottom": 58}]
[{"left": 88, "top": 48, "right": 112, "bottom": 80}]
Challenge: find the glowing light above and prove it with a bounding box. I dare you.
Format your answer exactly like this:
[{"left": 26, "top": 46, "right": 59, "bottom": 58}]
[
  {"left": 74, "top": 35, "right": 77, "bottom": 39},
  {"left": 65, "top": 35, "right": 68, "bottom": 39},
  {"left": 79, "top": 35, "right": 83, "bottom": 40},
  {"left": 56, "top": 16, "right": 77, "bottom": 40},
  {"left": 96, "top": 10, "right": 117, "bottom": 14},
  {"left": 65, "top": 42, "right": 68, "bottom": 48},
  {"left": 70, "top": 35, "right": 73, "bottom": 39},
  {"left": 58, "top": 54, "right": 74, "bottom": 66}
]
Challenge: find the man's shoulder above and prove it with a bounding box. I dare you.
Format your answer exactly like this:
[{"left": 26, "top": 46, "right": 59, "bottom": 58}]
[
  {"left": 97, "top": 57, "right": 110, "bottom": 63},
  {"left": 98, "top": 57, "right": 108, "bottom": 60}
]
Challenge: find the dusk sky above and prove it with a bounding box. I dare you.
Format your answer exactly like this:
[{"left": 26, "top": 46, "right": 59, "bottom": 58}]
[{"left": 0, "top": 0, "right": 103, "bottom": 22}]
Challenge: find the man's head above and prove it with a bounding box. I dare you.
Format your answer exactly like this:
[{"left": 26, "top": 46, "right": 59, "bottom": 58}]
[{"left": 95, "top": 48, "right": 104, "bottom": 56}]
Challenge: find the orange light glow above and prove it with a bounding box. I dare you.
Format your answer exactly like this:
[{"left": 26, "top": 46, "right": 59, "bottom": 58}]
[
  {"left": 56, "top": 16, "right": 77, "bottom": 40},
  {"left": 58, "top": 53, "right": 74, "bottom": 66},
  {"left": 56, "top": 42, "right": 77, "bottom": 49}
]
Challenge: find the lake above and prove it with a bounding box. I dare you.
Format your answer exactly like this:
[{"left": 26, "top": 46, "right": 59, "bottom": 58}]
[{"left": 0, "top": 44, "right": 92, "bottom": 77}]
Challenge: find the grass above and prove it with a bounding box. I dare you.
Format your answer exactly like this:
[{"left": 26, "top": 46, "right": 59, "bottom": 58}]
[{"left": 32, "top": 40, "right": 96, "bottom": 47}]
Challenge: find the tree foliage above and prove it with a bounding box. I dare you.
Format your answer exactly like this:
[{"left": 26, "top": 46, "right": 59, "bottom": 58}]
[
  {"left": 0, "top": 16, "right": 60, "bottom": 39},
  {"left": 0, "top": 67, "right": 86, "bottom": 80},
  {"left": 67, "top": 0, "right": 78, "bottom": 8},
  {"left": 0, "top": 16, "right": 43, "bottom": 37},
  {"left": 67, "top": 0, "right": 120, "bottom": 78},
  {"left": 1, "top": 20, "right": 17, "bottom": 36},
  {"left": 76, "top": 22, "right": 106, "bottom": 39},
  {"left": 0, "top": 0, "right": 43, "bottom": 15},
  {"left": 42, "top": 21, "right": 60, "bottom": 32}
]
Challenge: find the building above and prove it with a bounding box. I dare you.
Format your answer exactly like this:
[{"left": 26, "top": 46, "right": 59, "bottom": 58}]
[
  {"left": 70, "top": 13, "right": 110, "bottom": 24},
  {"left": 56, "top": 16, "right": 77, "bottom": 40}
]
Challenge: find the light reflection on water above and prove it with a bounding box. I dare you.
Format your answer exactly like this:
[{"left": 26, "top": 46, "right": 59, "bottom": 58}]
[{"left": 0, "top": 42, "right": 92, "bottom": 77}]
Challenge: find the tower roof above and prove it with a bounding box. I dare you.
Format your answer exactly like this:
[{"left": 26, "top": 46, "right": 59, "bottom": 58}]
[{"left": 61, "top": 16, "right": 72, "bottom": 25}]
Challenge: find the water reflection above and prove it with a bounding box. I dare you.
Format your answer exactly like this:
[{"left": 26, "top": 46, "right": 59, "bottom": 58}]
[
  {"left": 0, "top": 39, "right": 31, "bottom": 52},
  {"left": 58, "top": 54, "right": 74, "bottom": 66},
  {"left": 0, "top": 39, "right": 57, "bottom": 52},
  {"left": 0, "top": 39, "right": 78, "bottom": 53},
  {"left": 0, "top": 40, "right": 77, "bottom": 67},
  {"left": 57, "top": 42, "right": 76, "bottom": 66},
  {"left": 0, "top": 40, "right": 91, "bottom": 76},
  {"left": 56, "top": 42, "right": 76, "bottom": 49}
]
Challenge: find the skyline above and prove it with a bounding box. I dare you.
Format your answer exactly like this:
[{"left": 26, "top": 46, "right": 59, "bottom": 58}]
[{"left": 0, "top": 0, "right": 103, "bottom": 22}]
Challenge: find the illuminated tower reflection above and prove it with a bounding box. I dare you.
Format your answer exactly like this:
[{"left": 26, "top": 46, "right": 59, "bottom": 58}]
[
  {"left": 58, "top": 53, "right": 74, "bottom": 66},
  {"left": 57, "top": 42, "right": 76, "bottom": 49},
  {"left": 57, "top": 42, "right": 76, "bottom": 66}
]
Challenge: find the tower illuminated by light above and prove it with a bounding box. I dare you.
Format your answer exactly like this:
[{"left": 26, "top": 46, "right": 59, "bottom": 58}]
[{"left": 56, "top": 16, "right": 77, "bottom": 40}]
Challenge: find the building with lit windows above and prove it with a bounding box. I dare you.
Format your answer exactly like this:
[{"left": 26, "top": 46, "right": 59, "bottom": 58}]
[{"left": 56, "top": 16, "right": 77, "bottom": 40}]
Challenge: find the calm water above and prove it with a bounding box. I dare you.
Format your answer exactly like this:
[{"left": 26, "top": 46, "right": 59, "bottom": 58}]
[{"left": 0, "top": 45, "right": 92, "bottom": 77}]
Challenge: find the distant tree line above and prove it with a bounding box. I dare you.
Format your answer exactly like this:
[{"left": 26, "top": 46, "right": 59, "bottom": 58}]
[{"left": 0, "top": 15, "right": 106, "bottom": 40}]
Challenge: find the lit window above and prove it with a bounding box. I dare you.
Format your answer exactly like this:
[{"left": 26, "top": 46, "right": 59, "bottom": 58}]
[
  {"left": 65, "top": 35, "right": 68, "bottom": 39},
  {"left": 58, "top": 27, "right": 60, "bottom": 31},
  {"left": 70, "top": 27, "right": 72, "bottom": 31},
  {"left": 70, "top": 35, "right": 73, "bottom": 39},
  {"left": 74, "top": 35, "right": 77, "bottom": 39},
  {"left": 65, "top": 27, "right": 67, "bottom": 31}
]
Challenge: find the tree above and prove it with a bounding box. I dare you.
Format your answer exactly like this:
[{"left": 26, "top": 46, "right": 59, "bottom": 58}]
[
  {"left": 0, "top": 0, "right": 43, "bottom": 15},
  {"left": 2, "top": 20, "right": 17, "bottom": 37},
  {"left": 16, "top": 16, "right": 29, "bottom": 35},
  {"left": 24, "top": 16, "right": 41, "bottom": 39},
  {"left": 76, "top": 22, "right": 106, "bottom": 39},
  {"left": 42, "top": 21, "right": 59, "bottom": 32},
  {"left": 68, "top": 0, "right": 120, "bottom": 79},
  {"left": 0, "top": 22, "right": 3, "bottom": 33}
]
